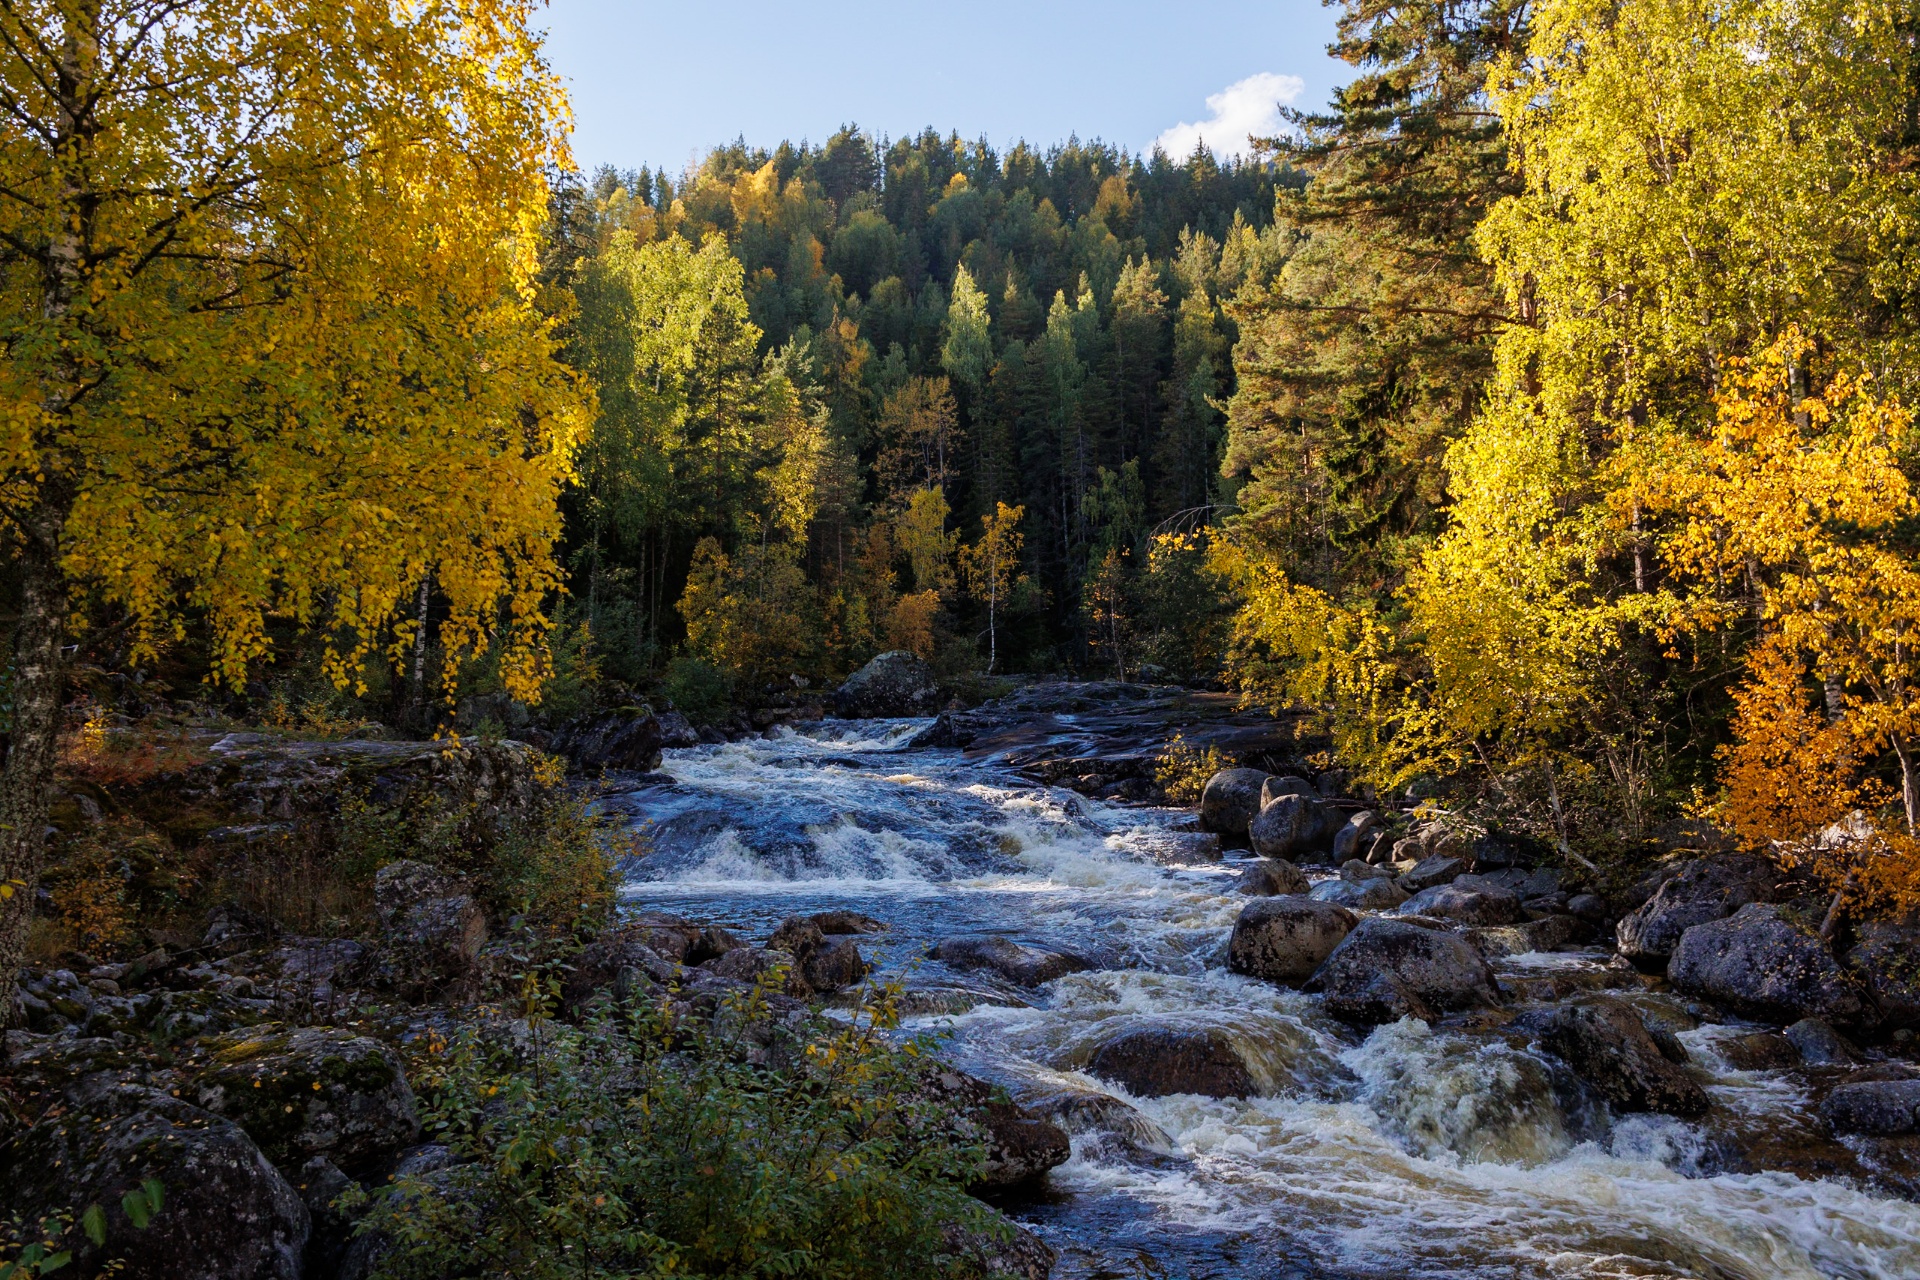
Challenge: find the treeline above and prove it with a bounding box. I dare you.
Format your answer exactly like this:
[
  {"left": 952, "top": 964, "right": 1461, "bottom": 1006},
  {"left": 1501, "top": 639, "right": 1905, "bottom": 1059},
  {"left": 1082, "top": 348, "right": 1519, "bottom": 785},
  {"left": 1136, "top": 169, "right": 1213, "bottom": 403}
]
[{"left": 537, "top": 131, "right": 1299, "bottom": 702}]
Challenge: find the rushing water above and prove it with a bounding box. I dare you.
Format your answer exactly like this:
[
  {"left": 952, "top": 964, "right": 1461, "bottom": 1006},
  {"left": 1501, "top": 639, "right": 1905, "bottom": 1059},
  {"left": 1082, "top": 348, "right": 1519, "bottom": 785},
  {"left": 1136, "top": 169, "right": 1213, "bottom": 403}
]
[{"left": 606, "top": 719, "right": 1920, "bottom": 1280}]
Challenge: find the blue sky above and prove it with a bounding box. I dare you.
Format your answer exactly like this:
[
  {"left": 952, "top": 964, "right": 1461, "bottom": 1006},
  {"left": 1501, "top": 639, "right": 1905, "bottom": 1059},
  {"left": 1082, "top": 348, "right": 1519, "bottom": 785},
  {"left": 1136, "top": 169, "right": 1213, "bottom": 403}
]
[{"left": 540, "top": 0, "right": 1350, "bottom": 176}]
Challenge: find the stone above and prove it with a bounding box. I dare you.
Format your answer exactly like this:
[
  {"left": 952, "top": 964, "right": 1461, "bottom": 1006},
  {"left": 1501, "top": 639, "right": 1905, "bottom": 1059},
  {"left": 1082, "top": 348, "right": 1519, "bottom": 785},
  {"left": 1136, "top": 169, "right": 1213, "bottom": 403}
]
[
  {"left": 931, "top": 935, "right": 1090, "bottom": 987},
  {"left": 194, "top": 1027, "right": 420, "bottom": 1168},
  {"left": 1398, "top": 854, "right": 1468, "bottom": 894},
  {"left": 1308, "top": 916, "right": 1502, "bottom": 1024},
  {"left": 1846, "top": 920, "right": 1920, "bottom": 1029},
  {"left": 918, "top": 1068, "right": 1070, "bottom": 1189},
  {"left": 1228, "top": 895, "right": 1357, "bottom": 984},
  {"left": 0, "top": 1077, "right": 308, "bottom": 1280},
  {"left": 1519, "top": 996, "right": 1710, "bottom": 1117},
  {"left": 1259, "top": 775, "right": 1319, "bottom": 808},
  {"left": 547, "top": 705, "right": 697, "bottom": 773},
  {"left": 807, "top": 909, "right": 888, "bottom": 934},
  {"left": 1785, "top": 1017, "right": 1856, "bottom": 1066},
  {"left": 1395, "top": 875, "right": 1526, "bottom": 927},
  {"left": 1617, "top": 854, "right": 1777, "bottom": 966},
  {"left": 1232, "top": 858, "right": 1309, "bottom": 896},
  {"left": 371, "top": 860, "right": 486, "bottom": 1001},
  {"left": 1822, "top": 1079, "right": 1920, "bottom": 1135},
  {"left": 560, "top": 937, "right": 681, "bottom": 1018},
  {"left": 944, "top": 1217, "right": 1057, "bottom": 1280},
  {"left": 1365, "top": 831, "right": 1398, "bottom": 865},
  {"left": 1249, "top": 793, "right": 1328, "bottom": 860},
  {"left": 1024, "top": 1089, "right": 1176, "bottom": 1156},
  {"left": 1568, "top": 893, "right": 1608, "bottom": 923},
  {"left": 1199, "top": 768, "right": 1271, "bottom": 836},
  {"left": 1466, "top": 914, "right": 1587, "bottom": 958},
  {"left": 833, "top": 650, "right": 942, "bottom": 718},
  {"left": 1331, "top": 811, "right": 1381, "bottom": 862},
  {"left": 1086, "top": 1023, "right": 1256, "bottom": 1098},
  {"left": 1668, "top": 903, "right": 1879, "bottom": 1031},
  {"left": 768, "top": 916, "right": 869, "bottom": 995},
  {"left": 1309, "top": 876, "right": 1409, "bottom": 910},
  {"left": 1340, "top": 858, "right": 1391, "bottom": 881},
  {"left": 1719, "top": 1032, "right": 1800, "bottom": 1071}
]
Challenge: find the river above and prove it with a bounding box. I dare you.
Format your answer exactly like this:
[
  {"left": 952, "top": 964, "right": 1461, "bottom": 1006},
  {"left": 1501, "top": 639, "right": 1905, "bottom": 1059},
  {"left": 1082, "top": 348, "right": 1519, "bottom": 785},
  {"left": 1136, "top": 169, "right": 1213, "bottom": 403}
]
[{"left": 604, "top": 717, "right": 1920, "bottom": 1280}]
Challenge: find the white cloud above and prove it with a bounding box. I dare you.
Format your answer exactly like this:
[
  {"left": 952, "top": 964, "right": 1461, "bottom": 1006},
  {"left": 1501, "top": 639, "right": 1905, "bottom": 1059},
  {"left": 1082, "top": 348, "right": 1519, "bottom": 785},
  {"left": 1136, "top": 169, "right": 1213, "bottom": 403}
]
[{"left": 1154, "top": 72, "right": 1305, "bottom": 161}]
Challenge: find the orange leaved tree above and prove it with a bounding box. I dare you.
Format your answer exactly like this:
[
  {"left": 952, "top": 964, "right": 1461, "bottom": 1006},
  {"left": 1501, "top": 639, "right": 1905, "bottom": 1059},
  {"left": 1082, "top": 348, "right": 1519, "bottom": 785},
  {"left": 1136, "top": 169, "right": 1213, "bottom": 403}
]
[{"left": 0, "top": 0, "right": 586, "bottom": 1012}]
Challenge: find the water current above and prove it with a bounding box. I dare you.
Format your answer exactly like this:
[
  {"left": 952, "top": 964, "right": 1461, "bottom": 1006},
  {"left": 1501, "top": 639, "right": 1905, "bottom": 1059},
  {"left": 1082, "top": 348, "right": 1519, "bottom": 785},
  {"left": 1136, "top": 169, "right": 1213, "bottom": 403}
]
[{"left": 605, "top": 719, "right": 1920, "bottom": 1280}]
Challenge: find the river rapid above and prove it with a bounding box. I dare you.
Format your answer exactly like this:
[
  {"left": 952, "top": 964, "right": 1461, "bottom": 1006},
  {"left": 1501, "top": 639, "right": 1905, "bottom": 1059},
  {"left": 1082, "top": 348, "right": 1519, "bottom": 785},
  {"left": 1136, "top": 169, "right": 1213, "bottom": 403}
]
[{"left": 604, "top": 717, "right": 1920, "bottom": 1280}]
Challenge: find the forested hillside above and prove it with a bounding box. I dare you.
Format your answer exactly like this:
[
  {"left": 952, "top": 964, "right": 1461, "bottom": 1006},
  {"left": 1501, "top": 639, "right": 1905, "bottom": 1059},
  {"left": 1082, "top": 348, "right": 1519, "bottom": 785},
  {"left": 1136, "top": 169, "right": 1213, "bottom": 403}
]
[{"left": 538, "top": 132, "right": 1299, "bottom": 694}]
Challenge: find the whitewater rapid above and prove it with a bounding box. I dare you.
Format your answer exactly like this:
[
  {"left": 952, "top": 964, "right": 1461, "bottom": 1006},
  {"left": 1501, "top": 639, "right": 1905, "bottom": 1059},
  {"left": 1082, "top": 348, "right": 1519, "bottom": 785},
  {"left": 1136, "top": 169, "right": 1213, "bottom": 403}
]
[{"left": 606, "top": 720, "right": 1920, "bottom": 1280}]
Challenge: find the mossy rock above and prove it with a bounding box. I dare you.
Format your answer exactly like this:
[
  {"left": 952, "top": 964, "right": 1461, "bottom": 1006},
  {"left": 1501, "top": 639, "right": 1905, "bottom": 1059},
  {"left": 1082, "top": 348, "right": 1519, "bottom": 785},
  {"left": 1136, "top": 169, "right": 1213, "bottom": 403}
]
[{"left": 194, "top": 1026, "right": 418, "bottom": 1169}]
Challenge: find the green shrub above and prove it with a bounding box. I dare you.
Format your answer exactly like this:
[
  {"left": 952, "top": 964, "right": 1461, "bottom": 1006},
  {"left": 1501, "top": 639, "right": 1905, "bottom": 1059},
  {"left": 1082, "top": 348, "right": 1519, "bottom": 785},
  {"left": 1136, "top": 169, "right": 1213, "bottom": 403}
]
[
  {"left": 662, "top": 652, "right": 732, "bottom": 725},
  {"left": 358, "top": 984, "right": 1003, "bottom": 1280}
]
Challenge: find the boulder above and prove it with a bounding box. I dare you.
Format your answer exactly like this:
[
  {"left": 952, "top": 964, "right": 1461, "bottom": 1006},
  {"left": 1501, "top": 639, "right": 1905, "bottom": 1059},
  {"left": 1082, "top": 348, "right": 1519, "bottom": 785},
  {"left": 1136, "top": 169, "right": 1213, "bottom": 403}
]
[
  {"left": 1668, "top": 903, "right": 1879, "bottom": 1030},
  {"left": 1086, "top": 1023, "right": 1255, "bottom": 1098},
  {"left": 1199, "top": 768, "right": 1271, "bottom": 836},
  {"left": 931, "top": 935, "right": 1090, "bottom": 988},
  {"left": 807, "top": 910, "right": 888, "bottom": 935},
  {"left": 1339, "top": 858, "right": 1391, "bottom": 881},
  {"left": 0, "top": 1077, "right": 308, "bottom": 1280},
  {"left": 1331, "top": 811, "right": 1381, "bottom": 862},
  {"left": 560, "top": 937, "right": 681, "bottom": 1017},
  {"left": 193, "top": 1027, "right": 420, "bottom": 1168},
  {"left": 918, "top": 1069, "right": 1070, "bottom": 1189},
  {"left": 945, "top": 1217, "right": 1058, "bottom": 1280},
  {"left": 1229, "top": 895, "right": 1356, "bottom": 983},
  {"left": 1846, "top": 920, "right": 1920, "bottom": 1029},
  {"left": 1520, "top": 996, "right": 1709, "bottom": 1117},
  {"left": 1232, "top": 858, "right": 1309, "bottom": 896},
  {"left": 768, "top": 916, "right": 869, "bottom": 995},
  {"left": 1395, "top": 875, "right": 1526, "bottom": 927},
  {"left": 1718, "top": 1031, "right": 1800, "bottom": 1071},
  {"left": 548, "top": 706, "right": 696, "bottom": 773},
  {"left": 1249, "top": 793, "right": 1330, "bottom": 860},
  {"left": 1259, "top": 775, "right": 1319, "bottom": 808},
  {"left": 371, "top": 860, "right": 486, "bottom": 1001},
  {"left": 833, "top": 651, "right": 942, "bottom": 718},
  {"left": 1309, "top": 877, "right": 1409, "bottom": 910},
  {"left": 1617, "top": 854, "right": 1777, "bottom": 966},
  {"left": 1822, "top": 1079, "right": 1920, "bottom": 1135},
  {"left": 1398, "top": 854, "right": 1468, "bottom": 894},
  {"left": 1785, "top": 1017, "right": 1856, "bottom": 1066},
  {"left": 1568, "top": 893, "right": 1609, "bottom": 924},
  {"left": 1466, "top": 915, "right": 1587, "bottom": 958},
  {"left": 1308, "top": 917, "right": 1501, "bottom": 1024}
]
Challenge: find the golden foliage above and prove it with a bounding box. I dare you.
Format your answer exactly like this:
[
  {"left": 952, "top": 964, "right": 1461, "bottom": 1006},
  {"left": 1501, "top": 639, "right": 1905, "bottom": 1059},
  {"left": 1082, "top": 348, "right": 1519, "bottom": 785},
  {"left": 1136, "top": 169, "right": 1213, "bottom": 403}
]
[{"left": 1154, "top": 734, "right": 1231, "bottom": 806}]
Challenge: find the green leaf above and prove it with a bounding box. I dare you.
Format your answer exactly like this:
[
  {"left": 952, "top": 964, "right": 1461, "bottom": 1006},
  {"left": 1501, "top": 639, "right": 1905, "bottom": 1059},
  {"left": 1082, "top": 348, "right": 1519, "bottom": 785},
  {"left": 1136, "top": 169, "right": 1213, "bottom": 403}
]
[
  {"left": 121, "top": 1190, "right": 150, "bottom": 1230},
  {"left": 39, "top": 1253, "right": 71, "bottom": 1275},
  {"left": 79, "top": 1205, "right": 106, "bottom": 1248},
  {"left": 141, "top": 1179, "right": 164, "bottom": 1216}
]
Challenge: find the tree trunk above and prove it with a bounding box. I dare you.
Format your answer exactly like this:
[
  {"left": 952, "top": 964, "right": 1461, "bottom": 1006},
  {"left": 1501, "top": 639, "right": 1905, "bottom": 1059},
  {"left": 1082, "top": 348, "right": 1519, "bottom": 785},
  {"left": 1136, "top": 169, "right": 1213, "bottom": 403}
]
[{"left": 1, "top": 505, "right": 68, "bottom": 1024}]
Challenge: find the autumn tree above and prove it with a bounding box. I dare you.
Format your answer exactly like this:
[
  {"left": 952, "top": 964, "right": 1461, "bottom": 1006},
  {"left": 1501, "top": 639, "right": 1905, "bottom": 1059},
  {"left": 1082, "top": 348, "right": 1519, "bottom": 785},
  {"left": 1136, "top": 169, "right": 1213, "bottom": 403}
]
[
  {"left": 959, "top": 503, "right": 1026, "bottom": 672},
  {"left": 0, "top": 0, "right": 582, "bottom": 1010}
]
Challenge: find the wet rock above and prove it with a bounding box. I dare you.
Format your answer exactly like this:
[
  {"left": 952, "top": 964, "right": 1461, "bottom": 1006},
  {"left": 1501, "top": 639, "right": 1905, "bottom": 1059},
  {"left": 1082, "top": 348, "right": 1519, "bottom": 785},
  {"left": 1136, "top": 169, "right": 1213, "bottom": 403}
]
[
  {"left": 1466, "top": 914, "right": 1587, "bottom": 958},
  {"left": 1249, "top": 793, "right": 1329, "bottom": 860},
  {"left": 1331, "top": 811, "right": 1381, "bottom": 862},
  {"left": 768, "top": 916, "right": 869, "bottom": 995},
  {"left": 1519, "top": 996, "right": 1710, "bottom": 1117},
  {"left": 1025, "top": 1088, "right": 1176, "bottom": 1156},
  {"left": 1260, "top": 774, "right": 1318, "bottom": 806},
  {"left": 1785, "top": 1017, "right": 1856, "bottom": 1066},
  {"left": 1616, "top": 854, "right": 1777, "bottom": 966},
  {"left": 1086, "top": 1023, "right": 1256, "bottom": 1098},
  {"left": 1718, "top": 1031, "right": 1800, "bottom": 1071},
  {"left": 194, "top": 1027, "right": 420, "bottom": 1168},
  {"left": 0, "top": 1076, "right": 308, "bottom": 1280},
  {"left": 1822, "top": 1079, "right": 1920, "bottom": 1135},
  {"left": 370, "top": 860, "right": 486, "bottom": 1001},
  {"left": 833, "top": 650, "right": 942, "bottom": 718},
  {"left": 1229, "top": 895, "right": 1357, "bottom": 984},
  {"left": 932, "top": 935, "right": 1090, "bottom": 988},
  {"left": 1135, "top": 830, "right": 1224, "bottom": 864},
  {"left": 1395, "top": 875, "right": 1526, "bottom": 926},
  {"left": 560, "top": 936, "right": 680, "bottom": 1017},
  {"left": 1846, "top": 920, "right": 1920, "bottom": 1029},
  {"left": 1309, "top": 917, "right": 1502, "bottom": 1024},
  {"left": 1398, "top": 854, "right": 1468, "bottom": 894},
  {"left": 945, "top": 1217, "right": 1057, "bottom": 1280},
  {"left": 1232, "top": 858, "right": 1309, "bottom": 896},
  {"left": 548, "top": 705, "right": 695, "bottom": 773},
  {"left": 604, "top": 911, "right": 706, "bottom": 962},
  {"left": 1668, "top": 903, "right": 1879, "bottom": 1031},
  {"left": 1199, "top": 767, "right": 1271, "bottom": 836},
  {"left": 807, "top": 909, "right": 888, "bottom": 935},
  {"left": 1568, "top": 893, "right": 1608, "bottom": 923},
  {"left": 919, "top": 1068, "right": 1070, "bottom": 1188},
  {"left": 1340, "top": 858, "right": 1391, "bottom": 881},
  {"left": 1309, "top": 876, "right": 1409, "bottom": 910}
]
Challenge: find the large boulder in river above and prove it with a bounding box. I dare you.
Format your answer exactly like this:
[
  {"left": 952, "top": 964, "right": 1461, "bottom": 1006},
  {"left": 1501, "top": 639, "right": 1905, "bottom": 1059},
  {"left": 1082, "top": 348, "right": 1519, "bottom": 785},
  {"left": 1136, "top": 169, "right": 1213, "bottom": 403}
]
[
  {"left": 917, "top": 1068, "right": 1070, "bottom": 1188},
  {"left": 1249, "top": 793, "right": 1334, "bottom": 861},
  {"left": 1229, "top": 895, "right": 1356, "bottom": 983},
  {"left": 1233, "top": 858, "right": 1309, "bottom": 896},
  {"left": 1669, "top": 903, "right": 1879, "bottom": 1030},
  {"left": 932, "top": 935, "right": 1090, "bottom": 987},
  {"left": 548, "top": 705, "right": 698, "bottom": 773},
  {"left": 833, "top": 650, "right": 942, "bottom": 718},
  {"left": 193, "top": 1027, "right": 420, "bottom": 1168},
  {"left": 1308, "top": 917, "right": 1501, "bottom": 1024},
  {"left": 1617, "top": 854, "right": 1777, "bottom": 966},
  {"left": 768, "top": 916, "right": 870, "bottom": 995},
  {"left": 1847, "top": 920, "right": 1920, "bottom": 1029},
  {"left": 1086, "top": 1023, "right": 1255, "bottom": 1098},
  {"left": 1199, "top": 768, "right": 1270, "bottom": 836},
  {"left": 1398, "top": 854, "right": 1468, "bottom": 893},
  {"left": 1822, "top": 1078, "right": 1920, "bottom": 1135},
  {"left": 1310, "top": 876, "right": 1409, "bottom": 910},
  {"left": 1395, "top": 875, "right": 1525, "bottom": 926},
  {"left": 1331, "top": 811, "right": 1382, "bottom": 862},
  {"left": 0, "top": 1076, "right": 308, "bottom": 1280},
  {"left": 1518, "top": 996, "right": 1709, "bottom": 1117}
]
